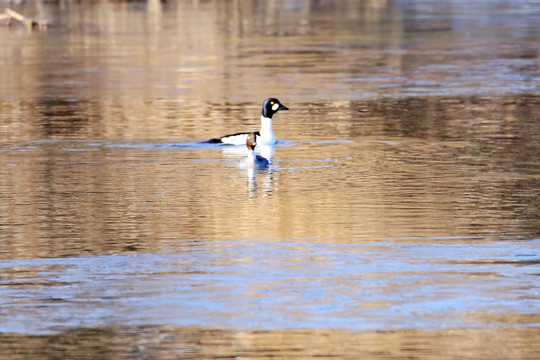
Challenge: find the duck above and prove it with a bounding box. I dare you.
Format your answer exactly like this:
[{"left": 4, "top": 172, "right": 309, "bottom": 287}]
[
  {"left": 238, "top": 132, "right": 270, "bottom": 169},
  {"left": 208, "top": 98, "right": 289, "bottom": 145}
]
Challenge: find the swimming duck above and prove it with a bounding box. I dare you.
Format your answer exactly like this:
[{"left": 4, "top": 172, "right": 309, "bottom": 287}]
[
  {"left": 238, "top": 132, "right": 269, "bottom": 169},
  {"left": 209, "top": 98, "right": 289, "bottom": 145}
]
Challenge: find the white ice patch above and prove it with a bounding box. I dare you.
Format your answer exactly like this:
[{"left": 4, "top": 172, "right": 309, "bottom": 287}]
[{"left": 272, "top": 103, "right": 279, "bottom": 111}]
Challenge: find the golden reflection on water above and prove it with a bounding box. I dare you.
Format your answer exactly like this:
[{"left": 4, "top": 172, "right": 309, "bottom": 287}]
[
  {"left": 1, "top": 0, "right": 538, "bottom": 141},
  {"left": 1, "top": 326, "right": 539, "bottom": 360},
  {"left": 2, "top": 96, "right": 540, "bottom": 258}
]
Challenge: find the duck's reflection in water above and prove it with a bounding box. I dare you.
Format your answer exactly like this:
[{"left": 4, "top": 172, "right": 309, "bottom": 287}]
[
  {"left": 222, "top": 144, "right": 277, "bottom": 198},
  {"left": 244, "top": 165, "right": 277, "bottom": 199},
  {"left": 220, "top": 144, "right": 275, "bottom": 162}
]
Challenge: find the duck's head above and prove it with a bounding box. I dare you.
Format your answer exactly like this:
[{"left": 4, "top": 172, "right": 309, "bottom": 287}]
[
  {"left": 262, "top": 98, "right": 289, "bottom": 118},
  {"left": 246, "top": 132, "right": 257, "bottom": 150}
]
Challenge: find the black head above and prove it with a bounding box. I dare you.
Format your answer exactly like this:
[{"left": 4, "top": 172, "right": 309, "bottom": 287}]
[
  {"left": 262, "top": 98, "right": 289, "bottom": 118},
  {"left": 246, "top": 132, "right": 257, "bottom": 150}
]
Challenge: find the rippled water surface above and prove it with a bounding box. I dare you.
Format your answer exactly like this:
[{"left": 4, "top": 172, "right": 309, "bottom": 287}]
[{"left": 1, "top": 0, "right": 540, "bottom": 358}]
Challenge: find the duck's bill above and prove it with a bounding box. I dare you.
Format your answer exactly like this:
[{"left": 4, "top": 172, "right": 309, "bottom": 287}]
[{"left": 279, "top": 104, "right": 289, "bottom": 111}]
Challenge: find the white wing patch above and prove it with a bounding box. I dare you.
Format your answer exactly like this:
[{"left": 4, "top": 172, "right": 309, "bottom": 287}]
[
  {"left": 272, "top": 103, "right": 279, "bottom": 111},
  {"left": 221, "top": 133, "right": 249, "bottom": 146}
]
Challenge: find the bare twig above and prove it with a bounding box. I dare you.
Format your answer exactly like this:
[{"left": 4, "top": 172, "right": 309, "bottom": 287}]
[
  {"left": 2, "top": 8, "right": 48, "bottom": 29},
  {"left": 4, "top": 8, "right": 26, "bottom": 22}
]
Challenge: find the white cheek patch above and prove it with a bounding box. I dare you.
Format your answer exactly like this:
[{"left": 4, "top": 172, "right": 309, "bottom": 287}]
[{"left": 272, "top": 103, "right": 279, "bottom": 111}]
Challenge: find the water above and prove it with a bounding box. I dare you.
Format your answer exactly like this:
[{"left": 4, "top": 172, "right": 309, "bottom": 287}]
[{"left": 1, "top": 0, "right": 540, "bottom": 358}]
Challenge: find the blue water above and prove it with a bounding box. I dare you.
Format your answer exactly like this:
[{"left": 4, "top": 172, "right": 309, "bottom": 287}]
[{"left": 1, "top": 238, "right": 538, "bottom": 334}]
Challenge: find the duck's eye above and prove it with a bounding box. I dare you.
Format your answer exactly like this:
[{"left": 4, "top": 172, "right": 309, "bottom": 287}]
[{"left": 270, "top": 101, "right": 275, "bottom": 105}]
